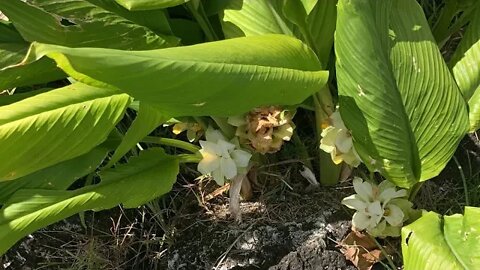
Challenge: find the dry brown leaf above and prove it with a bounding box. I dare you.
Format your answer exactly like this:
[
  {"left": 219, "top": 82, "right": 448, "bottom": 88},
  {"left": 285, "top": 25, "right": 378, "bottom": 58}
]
[{"left": 338, "top": 231, "right": 383, "bottom": 270}]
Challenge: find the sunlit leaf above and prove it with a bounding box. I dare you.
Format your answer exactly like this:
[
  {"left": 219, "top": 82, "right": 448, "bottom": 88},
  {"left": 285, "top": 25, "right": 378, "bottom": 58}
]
[
  {"left": 450, "top": 4, "right": 480, "bottom": 131},
  {"left": 402, "top": 207, "right": 480, "bottom": 269},
  {"left": 0, "top": 83, "right": 130, "bottom": 181},
  {"left": 335, "top": 0, "right": 468, "bottom": 187},
  {"left": 114, "top": 0, "right": 190, "bottom": 10},
  {"left": 26, "top": 34, "right": 328, "bottom": 117}
]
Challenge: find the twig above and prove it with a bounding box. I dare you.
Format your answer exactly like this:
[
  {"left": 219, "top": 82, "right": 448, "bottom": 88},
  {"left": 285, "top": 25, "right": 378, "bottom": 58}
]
[{"left": 453, "top": 156, "right": 470, "bottom": 206}]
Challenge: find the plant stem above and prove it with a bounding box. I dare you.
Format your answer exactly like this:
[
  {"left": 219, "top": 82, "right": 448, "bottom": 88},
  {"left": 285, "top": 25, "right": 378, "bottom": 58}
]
[
  {"left": 313, "top": 87, "right": 341, "bottom": 186},
  {"left": 177, "top": 154, "right": 202, "bottom": 164},
  {"left": 187, "top": 1, "right": 218, "bottom": 41},
  {"left": 372, "top": 237, "right": 397, "bottom": 270},
  {"left": 142, "top": 136, "right": 200, "bottom": 154},
  {"left": 453, "top": 156, "right": 470, "bottom": 206},
  {"left": 408, "top": 182, "right": 423, "bottom": 201}
]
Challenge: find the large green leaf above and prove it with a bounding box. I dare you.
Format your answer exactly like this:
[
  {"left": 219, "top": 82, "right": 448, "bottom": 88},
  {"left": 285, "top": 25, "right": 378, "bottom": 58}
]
[
  {"left": 450, "top": 4, "right": 480, "bottom": 131},
  {"left": 0, "top": 146, "right": 109, "bottom": 203},
  {"left": 0, "top": 148, "right": 179, "bottom": 255},
  {"left": 221, "top": 0, "right": 293, "bottom": 38},
  {"left": 114, "top": 0, "right": 189, "bottom": 10},
  {"left": 0, "top": 83, "right": 130, "bottom": 181},
  {"left": 87, "top": 0, "right": 176, "bottom": 37},
  {"left": 0, "top": 0, "right": 177, "bottom": 49},
  {"left": 335, "top": 0, "right": 468, "bottom": 187},
  {"left": 0, "top": 88, "right": 52, "bottom": 107},
  {"left": 25, "top": 34, "right": 328, "bottom": 117},
  {"left": 0, "top": 21, "right": 64, "bottom": 90},
  {"left": 0, "top": 0, "right": 179, "bottom": 89},
  {"left": 402, "top": 207, "right": 480, "bottom": 269}
]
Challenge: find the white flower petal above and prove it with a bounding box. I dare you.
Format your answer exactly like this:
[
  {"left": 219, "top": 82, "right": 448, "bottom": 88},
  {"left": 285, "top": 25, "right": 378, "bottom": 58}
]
[
  {"left": 217, "top": 139, "right": 236, "bottom": 156},
  {"left": 221, "top": 157, "right": 238, "bottom": 180},
  {"left": 199, "top": 140, "right": 221, "bottom": 156},
  {"left": 342, "top": 149, "right": 361, "bottom": 167},
  {"left": 379, "top": 188, "right": 407, "bottom": 204},
  {"left": 384, "top": 204, "right": 404, "bottom": 227},
  {"left": 320, "top": 127, "right": 339, "bottom": 153},
  {"left": 378, "top": 180, "right": 395, "bottom": 192},
  {"left": 367, "top": 201, "right": 384, "bottom": 216},
  {"left": 342, "top": 195, "right": 367, "bottom": 211},
  {"left": 335, "top": 130, "right": 353, "bottom": 153},
  {"left": 353, "top": 178, "right": 373, "bottom": 201},
  {"left": 231, "top": 149, "right": 251, "bottom": 168},
  {"left": 378, "top": 188, "right": 398, "bottom": 203},
  {"left": 352, "top": 211, "right": 370, "bottom": 230},
  {"left": 212, "top": 168, "right": 225, "bottom": 186},
  {"left": 331, "top": 148, "right": 344, "bottom": 165},
  {"left": 205, "top": 127, "right": 226, "bottom": 143},
  {"left": 330, "top": 111, "right": 347, "bottom": 130},
  {"left": 197, "top": 151, "right": 220, "bottom": 175}
]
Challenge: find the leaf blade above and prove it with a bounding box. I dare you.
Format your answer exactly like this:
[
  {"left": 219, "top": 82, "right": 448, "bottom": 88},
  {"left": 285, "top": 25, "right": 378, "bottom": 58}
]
[
  {"left": 335, "top": 0, "right": 468, "bottom": 187},
  {"left": 26, "top": 35, "right": 328, "bottom": 117},
  {"left": 0, "top": 148, "right": 179, "bottom": 255},
  {"left": 0, "top": 83, "right": 130, "bottom": 181}
]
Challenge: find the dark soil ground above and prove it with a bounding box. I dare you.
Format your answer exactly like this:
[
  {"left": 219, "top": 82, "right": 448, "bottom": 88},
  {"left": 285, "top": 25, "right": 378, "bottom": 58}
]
[{"left": 2, "top": 135, "right": 479, "bottom": 270}]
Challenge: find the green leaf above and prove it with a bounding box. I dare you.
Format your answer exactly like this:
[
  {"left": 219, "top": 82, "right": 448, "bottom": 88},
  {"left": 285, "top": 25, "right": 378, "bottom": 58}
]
[
  {"left": 0, "top": 21, "right": 65, "bottom": 90},
  {"left": 450, "top": 5, "right": 480, "bottom": 131},
  {"left": 305, "top": 0, "right": 337, "bottom": 67},
  {"left": 87, "top": 0, "right": 176, "bottom": 37},
  {"left": 0, "top": 58, "right": 65, "bottom": 90},
  {"left": 468, "top": 90, "right": 480, "bottom": 132},
  {"left": 402, "top": 207, "right": 480, "bottom": 269},
  {"left": 0, "top": 83, "right": 130, "bottom": 181},
  {"left": 0, "top": 88, "right": 52, "bottom": 107},
  {"left": 335, "top": 0, "right": 468, "bottom": 187},
  {"left": 26, "top": 34, "right": 328, "bottom": 117},
  {"left": 105, "top": 103, "right": 167, "bottom": 167},
  {"left": 0, "top": 146, "right": 109, "bottom": 203},
  {"left": 0, "top": 0, "right": 179, "bottom": 89},
  {"left": 221, "top": 0, "right": 294, "bottom": 38},
  {"left": 283, "top": 0, "right": 309, "bottom": 30},
  {"left": 0, "top": 0, "right": 176, "bottom": 49},
  {"left": 114, "top": 0, "right": 189, "bottom": 10},
  {"left": 0, "top": 148, "right": 179, "bottom": 255}
]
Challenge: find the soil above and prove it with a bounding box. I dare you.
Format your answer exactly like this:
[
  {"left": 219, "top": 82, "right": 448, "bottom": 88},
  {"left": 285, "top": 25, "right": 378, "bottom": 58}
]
[
  {"left": 160, "top": 190, "right": 357, "bottom": 270},
  {"left": 1, "top": 184, "right": 362, "bottom": 270}
]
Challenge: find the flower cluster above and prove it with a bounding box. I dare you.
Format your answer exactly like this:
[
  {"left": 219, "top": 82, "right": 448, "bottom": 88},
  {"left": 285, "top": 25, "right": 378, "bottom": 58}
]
[
  {"left": 228, "top": 107, "right": 295, "bottom": 154},
  {"left": 342, "top": 177, "right": 413, "bottom": 237},
  {"left": 197, "top": 128, "right": 252, "bottom": 185},
  {"left": 172, "top": 122, "right": 203, "bottom": 142},
  {"left": 320, "top": 110, "right": 361, "bottom": 167}
]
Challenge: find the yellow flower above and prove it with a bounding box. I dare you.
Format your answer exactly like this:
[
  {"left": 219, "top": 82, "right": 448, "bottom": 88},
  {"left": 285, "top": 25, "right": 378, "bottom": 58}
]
[{"left": 320, "top": 111, "right": 361, "bottom": 167}]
